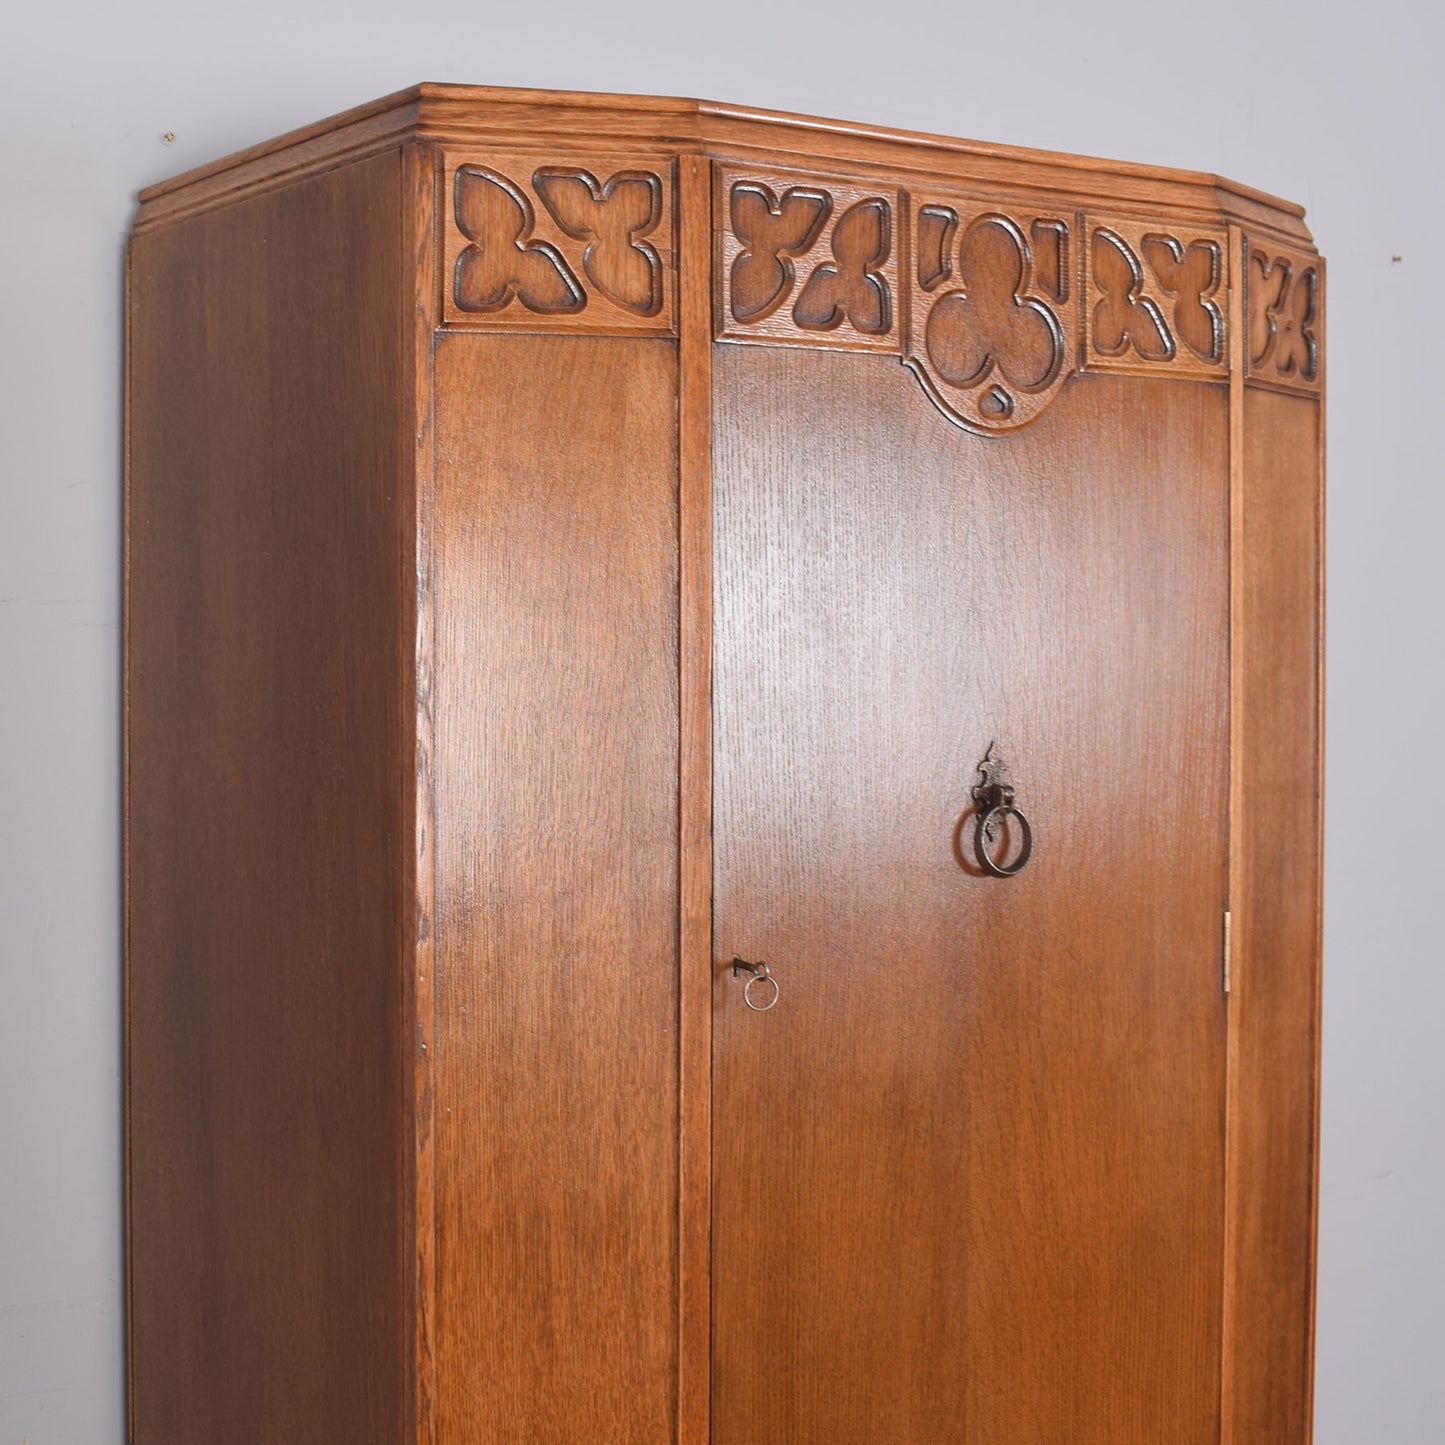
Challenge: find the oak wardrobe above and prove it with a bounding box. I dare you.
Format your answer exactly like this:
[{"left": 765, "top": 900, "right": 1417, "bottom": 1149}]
[{"left": 125, "top": 84, "right": 1324, "bottom": 1445}]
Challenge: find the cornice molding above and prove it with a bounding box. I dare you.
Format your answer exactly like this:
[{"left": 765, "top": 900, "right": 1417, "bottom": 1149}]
[{"left": 131, "top": 83, "right": 1315, "bottom": 249}]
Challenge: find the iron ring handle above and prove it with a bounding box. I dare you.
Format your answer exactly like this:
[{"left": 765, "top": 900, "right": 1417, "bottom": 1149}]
[{"left": 975, "top": 804, "right": 1033, "bottom": 877}]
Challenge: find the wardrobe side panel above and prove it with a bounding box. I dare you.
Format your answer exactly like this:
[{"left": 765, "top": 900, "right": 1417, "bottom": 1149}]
[
  {"left": 126, "top": 151, "right": 412, "bottom": 1444},
  {"left": 1229, "top": 386, "right": 1323, "bottom": 1445},
  {"left": 430, "top": 334, "right": 679, "bottom": 1444}
]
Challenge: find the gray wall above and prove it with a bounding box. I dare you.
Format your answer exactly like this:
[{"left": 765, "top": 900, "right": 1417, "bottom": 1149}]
[{"left": 2, "top": 2, "right": 1438, "bottom": 1440}]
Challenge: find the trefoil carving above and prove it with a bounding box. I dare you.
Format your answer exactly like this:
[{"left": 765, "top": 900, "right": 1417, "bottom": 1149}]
[{"left": 906, "top": 204, "right": 1075, "bottom": 434}]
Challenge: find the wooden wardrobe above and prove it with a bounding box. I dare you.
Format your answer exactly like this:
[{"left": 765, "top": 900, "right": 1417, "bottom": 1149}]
[{"left": 125, "top": 84, "right": 1324, "bottom": 1445}]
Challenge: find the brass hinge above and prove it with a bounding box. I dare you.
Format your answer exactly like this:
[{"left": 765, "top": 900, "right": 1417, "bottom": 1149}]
[{"left": 1222, "top": 909, "right": 1233, "bottom": 996}]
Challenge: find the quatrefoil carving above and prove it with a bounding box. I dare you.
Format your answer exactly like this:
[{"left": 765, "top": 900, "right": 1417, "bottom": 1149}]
[
  {"left": 1092, "top": 229, "right": 1173, "bottom": 361},
  {"left": 448, "top": 160, "right": 672, "bottom": 326},
  {"left": 792, "top": 199, "right": 892, "bottom": 335},
  {"left": 1249, "top": 252, "right": 1319, "bottom": 383},
  {"left": 1083, "top": 223, "right": 1230, "bottom": 375},
  {"left": 729, "top": 182, "right": 832, "bottom": 322},
  {"left": 453, "top": 167, "right": 585, "bottom": 315},
  {"left": 908, "top": 212, "right": 1070, "bottom": 433},
  {"left": 1142, "top": 234, "right": 1223, "bottom": 362},
  {"left": 532, "top": 168, "right": 664, "bottom": 316}
]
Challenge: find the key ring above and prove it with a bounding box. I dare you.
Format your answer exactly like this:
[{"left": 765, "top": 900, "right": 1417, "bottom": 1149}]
[{"left": 731, "top": 957, "right": 780, "bottom": 1011}]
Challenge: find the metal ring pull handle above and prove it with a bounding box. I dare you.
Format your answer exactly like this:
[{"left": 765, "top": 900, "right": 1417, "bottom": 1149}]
[
  {"left": 975, "top": 801, "right": 1033, "bottom": 877},
  {"left": 971, "top": 742, "right": 1034, "bottom": 878},
  {"left": 731, "top": 956, "right": 779, "bottom": 1011}
]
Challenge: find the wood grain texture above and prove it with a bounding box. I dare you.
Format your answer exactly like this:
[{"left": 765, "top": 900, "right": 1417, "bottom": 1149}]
[
  {"left": 1243, "top": 239, "right": 1323, "bottom": 395},
  {"left": 126, "top": 91, "right": 1324, "bottom": 1445},
  {"left": 1224, "top": 385, "right": 1323, "bottom": 1445},
  {"left": 711, "top": 349, "right": 1231, "bottom": 1445},
  {"left": 404, "top": 138, "right": 442, "bottom": 1445},
  {"left": 430, "top": 334, "right": 679, "bottom": 1443},
  {"left": 1083, "top": 216, "right": 1229, "bottom": 378},
  {"left": 440, "top": 151, "right": 678, "bottom": 334},
  {"left": 715, "top": 165, "right": 900, "bottom": 350},
  {"left": 904, "top": 192, "right": 1078, "bottom": 433},
  {"left": 126, "top": 150, "right": 411, "bottom": 1444},
  {"left": 133, "top": 85, "right": 1315, "bottom": 253},
  {"left": 676, "top": 152, "right": 714, "bottom": 1445},
  {"left": 714, "top": 169, "right": 1245, "bottom": 436},
  {"left": 1220, "top": 223, "right": 1249, "bottom": 1445}
]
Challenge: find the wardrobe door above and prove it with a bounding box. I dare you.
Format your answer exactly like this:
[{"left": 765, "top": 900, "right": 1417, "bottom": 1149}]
[
  {"left": 430, "top": 335, "right": 681, "bottom": 1443},
  {"left": 711, "top": 347, "right": 1230, "bottom": 1445}
]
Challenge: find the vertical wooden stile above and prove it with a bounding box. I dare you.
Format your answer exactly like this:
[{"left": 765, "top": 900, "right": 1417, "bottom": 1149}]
[
  {"left": 1220, "top": 219, "right": 1248, "bottom": 1445},
  {"left": 1305, "top": 248, "right": 1328, "bottom": 1445},
  {"left": 676, "top": 149, "right": 714, "bottom": 1445},
  {"left": 1222, "top": 226, "right": 1325, "bottom": 1445},
  {"left": 405, "top": 139, "right": 440, "bottom": 1445}
]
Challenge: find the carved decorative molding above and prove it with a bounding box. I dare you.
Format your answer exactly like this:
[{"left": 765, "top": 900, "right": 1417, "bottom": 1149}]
[
  {"left": 905, "top": 199, "right": 1077, "bottom": 433},
  {"left": 441, "top": 152, "right": 675, "bottom": 333},
  {"left": 1082, "top": 217, "right": 1228, "bottom": 378},
  {"left": 716, "top": 167, "right": 900, "bottom": 351},
  {"left": 1243, "top": 239, "right": 1322, "bottom": 393},
  {"left": 705, "top": 168, "right": 1322, "bottom": 431}
]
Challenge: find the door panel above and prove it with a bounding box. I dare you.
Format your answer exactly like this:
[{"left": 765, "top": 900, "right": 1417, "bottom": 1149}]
[
  {"left": 432, "top": 335, "right": 679, "bottom": 1444},
  {"left": 711, "top": 348, "right": 1229, "bottom": 1445}
]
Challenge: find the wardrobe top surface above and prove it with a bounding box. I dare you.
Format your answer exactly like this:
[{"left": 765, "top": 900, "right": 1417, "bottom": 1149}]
[{"left": 132, "top": 82, "right": 1313, "bottom": 246}]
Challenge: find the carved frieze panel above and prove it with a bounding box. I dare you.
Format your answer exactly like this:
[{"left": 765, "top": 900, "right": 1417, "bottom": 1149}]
[
  {"left": 440, "top": 152, "right": 676, "bottom": 333},
  {"left": 715, "top": 166, "right": 901, "bottom": 351},
  {"left": 1243, "top": 239, "right": 1322, "bottom": 393},
  {"left": 1082, "top": 217, "right": 1229, "bottom": 378},
  {"left": 905, "top": 197, "right": 1077, "bottom": 433},
  {"left": 710, "top": 165, "right": 1316, "bottom": 431}
]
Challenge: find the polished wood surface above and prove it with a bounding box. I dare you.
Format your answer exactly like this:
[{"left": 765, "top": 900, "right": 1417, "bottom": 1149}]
[
  {"left": 126, "top": 150, "right": 411, "bottom": 1444},
  {"left": 711, "top": 352, "right": 1232, "bottom": 1445},
  {"left": 404, "top": 138, "right": 443, "bottom": 1445},
  {"left": 440, "top": 151, "right": 678, "bottom": 334},
  {"left": 1224, "top": 385, "right": 1324, "bottom": 1445},
  {"left": 429, "top": 334, "right": 679, "bottom": 1443},
  {"left": 676, "top": 151, "right": 716, "bottom": 1445},
  {"left": 126, "top": 85, "right": 1323, "bottom": 1445},
  {"left": 133, "top": 84, "right": 1312, "bottom": 250}
]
